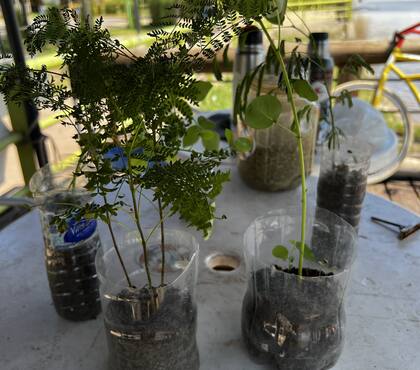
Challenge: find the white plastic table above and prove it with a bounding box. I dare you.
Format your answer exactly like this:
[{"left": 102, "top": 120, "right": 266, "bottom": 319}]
[{"left": 1, "top": 167, "right": 419, "bottom": 370}]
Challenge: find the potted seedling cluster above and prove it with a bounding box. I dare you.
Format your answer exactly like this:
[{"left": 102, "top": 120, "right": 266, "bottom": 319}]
[{"left": 0, "top": 1, "right": 375, "bottom": 369}]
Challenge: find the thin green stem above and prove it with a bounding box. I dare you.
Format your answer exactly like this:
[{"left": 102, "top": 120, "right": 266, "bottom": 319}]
[
  {"left": 105, "top": 203, "right": 134, "bottom": 288},
  {"left": 158, "top": 197, "right": 165, "bottom": 287},
  {"left": 83, "top": 124, "right": 134, "bottom": 287},
  {"left": 128, "top": 182, "right": 154, "bottom": 289},
  {"left": 150, "top": 126, "right": 166, "bottom": 287},
  {"left": 122, "top": 127, "right": 154, "bottom": 289},
  {"left": 258, "top": 19, "right": 307, "bottom": 277}
]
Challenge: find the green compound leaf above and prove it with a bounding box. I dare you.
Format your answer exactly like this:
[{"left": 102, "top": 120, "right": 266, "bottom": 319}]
[
  {"left": 234, "top": 137, "right": 252, "bottom": 153},
  {"left": 198, "top": 116, "right": 216, "bottom": 130},
  {"left": 228, "top": 0, "right": 273, "bottom": 18},
  {"left": 194, "top": 81, "right": 213, "bottom": 101},
  {"left": 245, "top": 95, "right": 282, "bottom": 129},
  {"left": 183, "top": 125, "right": 202, "bottom": 147},
  {"left": 200, "top": 129, "right": 220, "bottom": 151},
  {"left": 292, "top": 79, "right": 318, "bottom": 102},
  {"left": 272, "top": 245, "right": 289, "bottom": 260}
]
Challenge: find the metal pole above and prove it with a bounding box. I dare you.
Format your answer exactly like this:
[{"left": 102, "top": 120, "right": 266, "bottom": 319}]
[{"left": 0, "top": 0, "right": 48, "bottom": 168}]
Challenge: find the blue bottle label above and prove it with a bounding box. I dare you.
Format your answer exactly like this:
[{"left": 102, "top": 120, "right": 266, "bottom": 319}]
[
  {"left": 64, "top": 219, "right": 97, "bottom": 243},
  {"left": 46, "top": 218, "right": 97, "bottom": 250}
]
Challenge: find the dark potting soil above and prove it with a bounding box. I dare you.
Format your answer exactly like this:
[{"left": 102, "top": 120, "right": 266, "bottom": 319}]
[
  {"left": 45, "top": 232, "right": 101, "bottom": 321},
  {"left": 238, "top": 134, "right": 314, "bottom": 192},
  {"left": 42, "top": 192, "right": 101, "bottom": 321},
  {"left": 105, "top": 286, "right": 199, "bottom": 370},
  {"left": 274, "top": 266, "right": 334, "bottom": 277},
  {"left": 317, "top": 164, "right": 367, "bottom": 228},
  {"left": 242, "top": 267, "right": 345, "bottom": 370}
]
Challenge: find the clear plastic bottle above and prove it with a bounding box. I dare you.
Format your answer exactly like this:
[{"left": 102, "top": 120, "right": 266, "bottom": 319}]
[
  {"left": 237, "top": 75, "right": 319, "bottom": 191},
  {"left": 317, "top": 139, "right": 371, "bottom": 229},
  {"left": 30, "top": 165, "right": 102, "bottom": 321},
  {"left": 241, "top": 207, "right": 357, "bottom": 370},
  {"left": 96, "top": 228, "right": 200, "bottom": 370}
]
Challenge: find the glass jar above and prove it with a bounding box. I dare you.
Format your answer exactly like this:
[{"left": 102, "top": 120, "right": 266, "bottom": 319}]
[
  {"left": 96, "top": 228, "right": 200, "bottom": 370},
  {"left": 241, "top": 207, "right": 357, "bottom": 370},
  {"left": 30, "top": 165, "right": 102, "bottom": 321},
  {"left": 317, "top": 139, "right": 371, "bottom": 229},
  {"left": 237, "top": 77, "right": 319, "bottom": 192}
]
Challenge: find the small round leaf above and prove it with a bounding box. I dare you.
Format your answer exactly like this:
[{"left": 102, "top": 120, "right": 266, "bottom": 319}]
[
  {"left": 234, "top": 137, "right": 252, "bottom": 153},
  {"left": 194, "top": 81, "right": 213, "bottom": 101},
  {"left": 265, "top": 0, "right": 287, "bottom": 25},
  {"left": 200, "top": 130, "right": 220, "bottom": 151},
  {"left": 225, "top": 128, "right": 234, "bottom": 146},
  {"left": 245, "top": 95, "right": 282, "bottom": 129},
  {"left": 272, "top": 245, "right": 289, "bottom": 260},
  {"left": 198, "top": 116, "right": 216, "bottom": 130},
  {"left": 183, "top": 125, "right": 201, "bottom": 147}
]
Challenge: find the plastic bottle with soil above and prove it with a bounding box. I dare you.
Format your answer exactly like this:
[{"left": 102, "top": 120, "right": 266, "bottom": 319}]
[
  {"left": 237, "top": 74, "right": 319, "bottom": 192},
  {"left": 317, "top": 139, "right": 371, "bottom": 230},
  {"left": 241, "top": 208, "right": 357, "bottom": 370},
  {"left": 30, "top": 165, "right": 102, "bottom": 321},
  {"left": 97, "top": 229, "right": 200, "bottom": 370}
]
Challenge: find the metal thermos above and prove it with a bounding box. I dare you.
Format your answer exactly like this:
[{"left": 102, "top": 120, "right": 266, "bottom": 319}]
[
  {"left": 308, "top": 32, "right": 335, "bottom": 143},
  {"left": 309, "top": 32, "right": 334, "bottom": 92},
  {"left": 232, "top": 26, "right": 265, "bottom": 124}
]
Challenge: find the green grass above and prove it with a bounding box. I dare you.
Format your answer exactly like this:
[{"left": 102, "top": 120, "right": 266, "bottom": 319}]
[{"left": 199, "top": 80, "right": 233, "bottom": 112}]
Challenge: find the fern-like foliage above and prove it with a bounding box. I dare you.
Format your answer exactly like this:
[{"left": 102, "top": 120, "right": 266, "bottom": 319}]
[{"left": 0, "top": 4, "right": 251, "bottom": 245}]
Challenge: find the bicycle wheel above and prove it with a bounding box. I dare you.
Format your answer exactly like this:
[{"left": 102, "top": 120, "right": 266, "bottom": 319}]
[{"left": 333, "top": 80, "right": 414, "bottom": 184}]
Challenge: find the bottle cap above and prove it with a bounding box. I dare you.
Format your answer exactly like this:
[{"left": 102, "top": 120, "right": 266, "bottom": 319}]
[{"left": 310, "top": 32, "right": 329, "bottom": 42}]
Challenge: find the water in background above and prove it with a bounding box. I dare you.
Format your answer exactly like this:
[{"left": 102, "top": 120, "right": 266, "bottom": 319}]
[
  {"left": 353, "top": 0, "right": 420, "bottom": 39},
  {"left": 352, "top": 0, "right": 420, "bottom": 130}
]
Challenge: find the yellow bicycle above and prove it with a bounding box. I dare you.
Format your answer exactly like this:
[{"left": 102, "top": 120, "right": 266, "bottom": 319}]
[{"left": 334, "top": 22, "right": 419, "bottom": 183}]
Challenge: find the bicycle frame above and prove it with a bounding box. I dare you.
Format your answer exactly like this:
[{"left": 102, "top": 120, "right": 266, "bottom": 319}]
[{"left": 373, "top": 22, "right": 420, "bottom": 106}]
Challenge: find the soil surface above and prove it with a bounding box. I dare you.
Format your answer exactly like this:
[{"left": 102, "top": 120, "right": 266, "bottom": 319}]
[
  {"left": 275, "top": 266, "right": 334, "bottom": 277},
  {"left": 242, "top": 267, "right": 345, "bottom": 370},
  {"left": 105, "top": 286, "right": 199, "bottom": 370}
]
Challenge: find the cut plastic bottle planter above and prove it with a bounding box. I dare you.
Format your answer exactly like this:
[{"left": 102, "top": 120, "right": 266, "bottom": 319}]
[
  {"left": 241, "top": 207, "right": 357, "bottom": 370},
  {"left": 96, "top": 228, "right": 200, "bottom": 370},
  {"left": 30, "top": 165, "right": 102, "bottom": 321}
]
